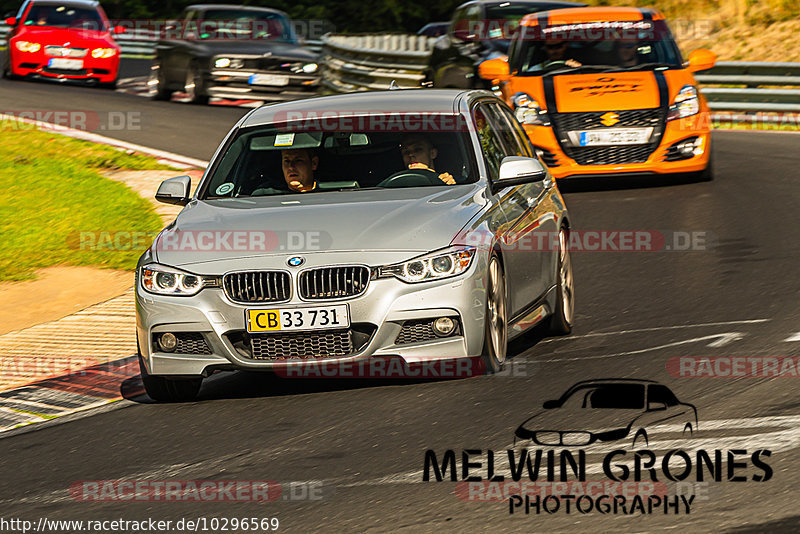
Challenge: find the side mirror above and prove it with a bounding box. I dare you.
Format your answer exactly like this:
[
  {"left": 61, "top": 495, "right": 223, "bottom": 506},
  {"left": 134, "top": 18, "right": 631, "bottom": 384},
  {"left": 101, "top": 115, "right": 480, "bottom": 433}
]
[
  {"left": 492, "top": 156, "right": 546, "bottom": 192},
  {"left": 686, "top": 48, "right": 716, "bottom": 73},
  {"left": 156, "top": 175, "right": 192, "bottom": 205},
  {"left": 647, "top": 401, "right": 667, "bottom": 412},
  {"left": 113, "top": 25, "right": 126, "bottom": 34},
  {"left": 478, "top": 56, "right": 510, "bottom": 82},
  {"left": 5, "top": 16, "right": 16, "bottom": 26},
  {"left": 542, "top": 400, "right": 559, "bottom": 409}
]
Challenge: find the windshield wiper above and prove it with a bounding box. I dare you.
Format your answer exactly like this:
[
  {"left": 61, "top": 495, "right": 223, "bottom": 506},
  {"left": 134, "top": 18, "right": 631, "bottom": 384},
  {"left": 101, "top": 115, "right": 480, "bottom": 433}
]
[
  {"left": 543, "top": 65, "right": 624, "bottom": 77},
  {"left": 626, "top": 62, "right": 674, "bottom": 70}
]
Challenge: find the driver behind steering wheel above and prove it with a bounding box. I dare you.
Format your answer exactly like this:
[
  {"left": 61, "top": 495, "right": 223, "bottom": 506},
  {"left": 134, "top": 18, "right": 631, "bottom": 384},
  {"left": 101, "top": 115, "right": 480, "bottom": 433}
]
[
  {"left": 399, "top": 135, "right": 456, "bottom": 185},
  {"left": 537, "top": 39, "right": 582, "bottom": 70}
]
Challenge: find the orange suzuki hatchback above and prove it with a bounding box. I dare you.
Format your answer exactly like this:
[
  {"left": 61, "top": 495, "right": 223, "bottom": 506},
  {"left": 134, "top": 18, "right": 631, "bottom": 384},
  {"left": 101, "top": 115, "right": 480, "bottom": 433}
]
[{"left": 479, "top": 7, "right": 716, "bottom": 180}]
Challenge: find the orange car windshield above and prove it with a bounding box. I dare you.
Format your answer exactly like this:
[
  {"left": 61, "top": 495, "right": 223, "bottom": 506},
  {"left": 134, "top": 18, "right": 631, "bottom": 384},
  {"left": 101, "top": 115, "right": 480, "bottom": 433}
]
[{"left": 511, "top": 19, "right": 683, "bottom": 74}]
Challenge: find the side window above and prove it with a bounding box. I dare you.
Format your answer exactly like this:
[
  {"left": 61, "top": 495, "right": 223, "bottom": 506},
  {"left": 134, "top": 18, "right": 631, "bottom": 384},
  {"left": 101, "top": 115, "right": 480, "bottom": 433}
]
[
  {"left": 473, "top": 103, "right": 514, "bottom": 179},
  {"left": 494, "top": 104, "right": 535, "bottom": 158},
  {"left": 486, "top": 104, "right": 528, "bottom": 157},
  {"left": 648, "top": 385, "right": 679, "bottom": 407}
]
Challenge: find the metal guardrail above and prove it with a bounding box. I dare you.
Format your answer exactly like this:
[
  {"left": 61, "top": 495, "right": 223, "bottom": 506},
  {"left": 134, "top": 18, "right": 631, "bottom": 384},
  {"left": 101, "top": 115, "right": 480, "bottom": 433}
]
[
  {"left": 696, "top": 62, "right": 800, "bottom": 112},
  {"left": 0, "top": 23, "right": 321, "bottom": 57},
  {"left": 319, "top": 33, "right": 436, "bottom": 93}
]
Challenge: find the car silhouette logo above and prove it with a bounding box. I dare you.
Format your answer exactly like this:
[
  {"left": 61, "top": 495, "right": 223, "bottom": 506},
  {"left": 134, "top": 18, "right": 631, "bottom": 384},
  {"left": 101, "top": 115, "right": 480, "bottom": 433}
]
[
  {"left": 514, "top": 378, "right": 698, "bottom": 449},
  {"left": 287, "top": 256, "right": 305, "bottom": 267},
  {"left": 600, "top": 112, "right": 620, "bottom": 127}
]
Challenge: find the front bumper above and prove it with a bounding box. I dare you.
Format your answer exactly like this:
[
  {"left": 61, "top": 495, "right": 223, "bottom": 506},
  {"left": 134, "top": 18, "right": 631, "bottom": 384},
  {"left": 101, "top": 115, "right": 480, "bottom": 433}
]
[
  {"left": 207, "top": 68, "right": 319, "bottom": 101},
  {"left": 525, "top": 114, "right": 712, "bottom": 180},
  {"left": 136, "top": 253, "right": 489, "bottom": 376},
  {"left": 9, "top": 51, "right": 119, "bottom": 83}
]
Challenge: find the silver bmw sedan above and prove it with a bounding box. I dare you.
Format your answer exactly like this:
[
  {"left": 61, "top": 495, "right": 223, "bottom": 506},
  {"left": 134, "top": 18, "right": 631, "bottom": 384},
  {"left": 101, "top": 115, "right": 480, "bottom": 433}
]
[{"left": 136, "top": 89, "right": 574, "bottom": 401}]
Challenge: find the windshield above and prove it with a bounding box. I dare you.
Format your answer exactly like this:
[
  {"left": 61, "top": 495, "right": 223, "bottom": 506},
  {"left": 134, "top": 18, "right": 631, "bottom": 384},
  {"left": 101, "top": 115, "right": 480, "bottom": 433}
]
[
  {"left": 560, "top": 384, "right": 645, "bottom": 409},
  {"left": 201, "top": 119, "right": 478, "bottom": 199},
  {"left": 198, "top": 10, "right": 295, "bottom": 41},
  {"left": 510, "top": 19, "right": 683, "bottom": 75},
  {"left": 22, "top": 3, "right": 104, "bottom": 30}
]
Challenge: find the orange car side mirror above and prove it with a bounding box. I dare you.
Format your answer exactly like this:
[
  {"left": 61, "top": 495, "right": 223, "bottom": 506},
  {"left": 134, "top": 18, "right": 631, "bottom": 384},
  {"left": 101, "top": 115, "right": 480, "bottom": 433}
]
[
  {"left": 687, "top": 49, "right": 717, "bottom": 73},
  {"left": 5, "top": 16, "right": 16, "bottom": 26},
  {"left": 113, "top": 25, "right": 126, "bottom": 34},
  {"left": 478, "top": 57, "right": 510, "bottom": 82}
]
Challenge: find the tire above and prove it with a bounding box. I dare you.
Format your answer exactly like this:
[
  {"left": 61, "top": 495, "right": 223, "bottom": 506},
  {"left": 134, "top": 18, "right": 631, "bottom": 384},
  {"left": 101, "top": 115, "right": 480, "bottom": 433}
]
[
  {"left": 138, "top": 352, "right": 202, "bottom": 403},
  {"left": 692, "top": 149, "right": 714, "bottom": 182},
  {"left": 98, "top": 79, "right": 117, "bottom": 90},
  {"left": 2, "top": 58, "right": 17, "bottom": 80},
  {"left": 481, "top": 254, "right": 508, "bottom": 374},
  {"left": 548, "top": 227, "right": 574, "bottom": 335},
  {"left": 148, "top": 60, "right": 173, "bottom": 101},
  {"left": 184, "top": 62, "right": 209, "bottom": 105}
]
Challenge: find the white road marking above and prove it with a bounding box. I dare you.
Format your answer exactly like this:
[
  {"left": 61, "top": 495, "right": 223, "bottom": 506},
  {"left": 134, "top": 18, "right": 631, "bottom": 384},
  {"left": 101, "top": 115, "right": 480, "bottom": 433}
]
[
  {"left": 536, "top": 332, "right": 746, "bottom": 363},
  {"left": 706, "top": 332, "right": 745, "bottom": 347},
  {"left": 539, "top": 319, "right": 769, "bottom": 344},
  {"left": 783, "top": 332, "right": 800, "bottom": 342}
]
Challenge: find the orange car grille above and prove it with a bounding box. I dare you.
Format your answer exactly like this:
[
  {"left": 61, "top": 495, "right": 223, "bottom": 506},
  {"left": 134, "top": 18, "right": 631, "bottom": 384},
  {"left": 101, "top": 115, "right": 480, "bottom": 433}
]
[{"left": 551, "top": 108, "right": 666, "bottom": 166}]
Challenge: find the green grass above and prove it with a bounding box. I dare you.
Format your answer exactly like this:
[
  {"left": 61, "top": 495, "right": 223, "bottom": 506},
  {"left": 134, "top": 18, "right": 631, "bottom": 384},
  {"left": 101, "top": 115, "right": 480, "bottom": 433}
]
[{"left": 0, "top": 129, "right": 174, "bottom": 281}]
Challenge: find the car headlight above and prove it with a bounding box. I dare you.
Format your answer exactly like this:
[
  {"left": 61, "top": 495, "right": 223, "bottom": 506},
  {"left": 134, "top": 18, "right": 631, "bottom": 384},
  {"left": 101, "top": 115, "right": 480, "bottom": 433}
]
[
  {"left": 377, "top": 246, "right": 476, "bottom": 283},
  {"left": 511, "top": 92, "right": 549, "bottom": 126},
  {"left": 140, "top": 264, "right": 220, "bottom": 296},
  {"left": 214, "top": 57, "right": 243, "bottom": 69},
  {"left": 667, "top": 84, "right": 700, "bottom": 121},
  {"left": 15, "top": 41, "right": 41, "bottom": 53},
  {"left": 302, "top": 62, "right": 318, "bottom": 73},
  {"left": 91, "top": 48, "right": 116, "bottom": 58}
]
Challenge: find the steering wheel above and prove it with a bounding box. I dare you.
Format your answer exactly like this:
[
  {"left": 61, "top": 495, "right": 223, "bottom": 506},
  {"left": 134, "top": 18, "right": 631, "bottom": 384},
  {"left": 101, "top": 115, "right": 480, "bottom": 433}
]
[{"left": 377, "top": 168, "right": 445, "bottom": 188}]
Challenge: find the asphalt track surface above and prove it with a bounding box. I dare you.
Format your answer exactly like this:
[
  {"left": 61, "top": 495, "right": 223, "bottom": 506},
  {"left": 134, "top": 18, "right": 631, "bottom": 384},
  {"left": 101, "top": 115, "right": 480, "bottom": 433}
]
[{"left": 2, "top": 61, "right": 800, "bottom": 532}]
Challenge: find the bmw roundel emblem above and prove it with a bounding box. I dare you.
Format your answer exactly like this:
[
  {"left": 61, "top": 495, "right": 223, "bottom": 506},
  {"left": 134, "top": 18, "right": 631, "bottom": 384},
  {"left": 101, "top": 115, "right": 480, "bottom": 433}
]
[{"left": 287, "top": 256, "right": 305, "bottom": 267}]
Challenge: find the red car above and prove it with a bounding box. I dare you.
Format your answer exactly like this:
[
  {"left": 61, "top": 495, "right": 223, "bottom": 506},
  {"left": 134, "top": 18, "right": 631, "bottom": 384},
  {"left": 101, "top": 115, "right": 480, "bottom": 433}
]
[{"left": 3, "top": 0, "right": 122, "bottom": 87}]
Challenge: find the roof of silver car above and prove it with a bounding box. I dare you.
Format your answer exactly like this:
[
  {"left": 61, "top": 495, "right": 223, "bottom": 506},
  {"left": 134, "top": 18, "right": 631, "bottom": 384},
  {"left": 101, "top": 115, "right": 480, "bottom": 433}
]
[{"left": 241, "top": 89, "right": 495, "bottom": 128}]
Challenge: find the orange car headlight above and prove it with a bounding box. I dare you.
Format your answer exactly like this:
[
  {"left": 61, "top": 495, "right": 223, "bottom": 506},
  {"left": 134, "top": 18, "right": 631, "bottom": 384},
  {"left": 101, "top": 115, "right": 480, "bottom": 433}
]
[
  {"left": 667, "top": 85, "right": 700, "bottom": 121},
  {"left": 512, "top": 92, "right": 550, "bottom": 126}
]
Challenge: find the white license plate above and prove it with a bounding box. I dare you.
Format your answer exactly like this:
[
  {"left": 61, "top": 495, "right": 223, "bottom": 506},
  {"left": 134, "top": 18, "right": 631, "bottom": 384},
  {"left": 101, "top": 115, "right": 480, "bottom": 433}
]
[
  {"left": 48, "top": 58, "right": 83, "bottom": 70},
  {"left": 578, "top": 128, "right": 650, "bottom": 146},
  {"left": 248, "top": 74, "right": 289, "bottom": 86},
  {"left": 246, "top": 305, "right": 349, "bottom": 333}
]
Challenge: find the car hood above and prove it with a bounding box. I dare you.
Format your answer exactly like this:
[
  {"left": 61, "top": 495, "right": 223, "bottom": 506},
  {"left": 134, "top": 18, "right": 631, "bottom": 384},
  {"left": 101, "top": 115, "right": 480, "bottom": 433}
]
[
  {"left": 516, "top": 408, "right": 642, "bottom": 435},
  {"left": 153, "top": 184, "right": 488, "bottom": 268},
  {"left": 551, "top": 71, "right": 661, "bottom": 112},
  {"left": 186, "top": 40, "right": 318, "bottom": 60},
  {"left": 16, "top": 26, "right": 115, "bottom": 47}
]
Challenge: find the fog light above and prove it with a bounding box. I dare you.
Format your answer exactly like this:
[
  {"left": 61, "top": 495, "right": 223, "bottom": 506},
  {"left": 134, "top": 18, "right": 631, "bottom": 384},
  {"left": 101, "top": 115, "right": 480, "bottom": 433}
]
[
  {"left": 432, "top": 317, "right": 456, "bottom": 337},
  {"left": 159, "top": 332, "right": 177, "bottom": 352}
]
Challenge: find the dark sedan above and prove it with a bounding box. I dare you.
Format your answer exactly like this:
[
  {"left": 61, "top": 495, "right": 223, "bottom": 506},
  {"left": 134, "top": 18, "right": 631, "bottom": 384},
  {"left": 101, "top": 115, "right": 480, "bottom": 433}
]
[
  {"left": 426, "top": 0, "right": 585, "bottom": 89},
  {"left": 148, "top": 4, "right": 319, "bottom": 104}
]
